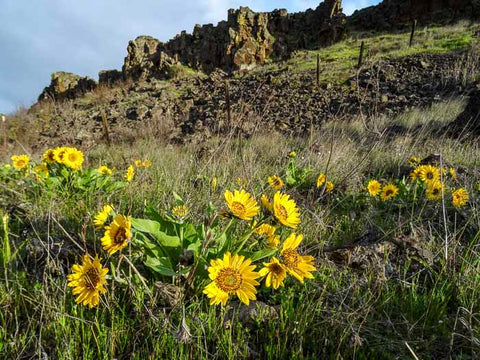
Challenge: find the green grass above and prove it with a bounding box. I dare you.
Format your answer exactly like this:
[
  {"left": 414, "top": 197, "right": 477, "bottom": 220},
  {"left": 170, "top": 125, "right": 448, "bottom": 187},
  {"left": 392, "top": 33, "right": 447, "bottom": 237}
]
[
  {"left": 260, "top": 21, "right": 479, "bottom": 84},
  {"left": 1, "top": 98, "right": 480, "bottom": 359}
]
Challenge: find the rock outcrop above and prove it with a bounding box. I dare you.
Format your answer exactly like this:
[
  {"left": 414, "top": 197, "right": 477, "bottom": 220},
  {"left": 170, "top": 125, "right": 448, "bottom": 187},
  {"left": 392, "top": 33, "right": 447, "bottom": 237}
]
[
  {"left": 98, "top": 69, "right": 123, "bottom": 86},
  {"left": 122, "top": 36, "right": 179, "bottom": 81},
  {"left": 38, "top": 72, "right": 97, "bottom": 101},
  {"left": 38, "top": 1, "right": 347, "bottom": 102},
  {"left": 123, "top": 1, "right": 346, "bottom": 77},
  {"left": 349, "top": 0, "right": 480, "bottom": 30}
]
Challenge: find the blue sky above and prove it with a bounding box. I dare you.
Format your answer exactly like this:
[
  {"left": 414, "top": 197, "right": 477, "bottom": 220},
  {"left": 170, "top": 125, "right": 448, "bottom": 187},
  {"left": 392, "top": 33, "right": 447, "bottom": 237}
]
[{"left": 0, "top": 0, "right": 380, "bottom": 114}]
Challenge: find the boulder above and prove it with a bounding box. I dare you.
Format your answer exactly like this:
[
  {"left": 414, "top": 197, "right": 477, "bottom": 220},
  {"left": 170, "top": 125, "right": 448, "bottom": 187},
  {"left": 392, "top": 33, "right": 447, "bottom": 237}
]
[
  {"left": 98, "top": 69, "right": 123, "bottom": 86},
  {"left": 38, "top": 72, "right": 97, "bottom": 101},
  {"left": 122, "top": 36, "right": 178, "bottom": 80}
]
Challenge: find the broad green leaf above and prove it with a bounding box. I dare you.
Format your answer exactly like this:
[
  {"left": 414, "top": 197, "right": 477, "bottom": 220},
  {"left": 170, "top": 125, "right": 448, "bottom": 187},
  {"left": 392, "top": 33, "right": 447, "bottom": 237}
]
[
  {"left": 145, "top": 256, "right": 177, "bottom": 277},
  {"left": 154, "top": 231, "right": 181, "bottom": 248},
  {"left": 132, "top": 218, "right": 161, "bottom": 234},
  {"left": 133, "top": 232, "right": 166, "bottom": 258}
]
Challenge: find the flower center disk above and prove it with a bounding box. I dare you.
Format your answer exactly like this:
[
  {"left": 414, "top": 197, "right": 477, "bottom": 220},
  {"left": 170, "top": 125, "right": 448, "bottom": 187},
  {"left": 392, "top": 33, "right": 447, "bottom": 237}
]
[
  {"left": 114, "top": 227, "right": 128, "bottom": 244},
  {"left": 216, "top": 268, "right": 242, "bottom": 292},
  {"left": 276, "top": 205, "right": 288, "bottom": 221},
  {"left": 281, "top": 249, "right": 300, "bottom": 268},
  {"left": 231, "top": 201, "right": 246, "bottom": 216},
  {"left": 85, "top": 268, "right": 100, "bottom": 290},
  {"left": 270, "top": 263, "right": 284, "bottom": 275}
]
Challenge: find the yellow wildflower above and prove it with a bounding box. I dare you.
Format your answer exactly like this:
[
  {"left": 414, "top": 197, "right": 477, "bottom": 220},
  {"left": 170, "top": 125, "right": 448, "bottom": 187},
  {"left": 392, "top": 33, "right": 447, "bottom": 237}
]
[
  {"left": 11, "top": 154, "right": 29, "bottom": 170},
  {"left": 224, "top": 189, "right": 259, "bottom": 221},
  {"left": 203, "top": 252, "right": 260, "bottom": 306},
  {"left": 67, "top": 255, "right": 108, "bottom": 308}
]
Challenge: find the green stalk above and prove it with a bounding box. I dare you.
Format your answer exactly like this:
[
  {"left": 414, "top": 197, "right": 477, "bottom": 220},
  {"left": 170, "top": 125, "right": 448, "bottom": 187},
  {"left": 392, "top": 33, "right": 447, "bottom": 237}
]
[
  {"left": 2, "top": 213, "right": 10, "bottom": 290},
  {"left": 234, "top": 228, "right": 256, "bottom": 254}
]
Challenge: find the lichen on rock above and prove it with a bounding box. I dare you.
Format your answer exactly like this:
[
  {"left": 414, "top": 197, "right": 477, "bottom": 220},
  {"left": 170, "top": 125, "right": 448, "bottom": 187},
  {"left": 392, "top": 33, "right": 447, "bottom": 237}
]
[{"left": 38, "top": 71, "right": 97, "bottom": 101}]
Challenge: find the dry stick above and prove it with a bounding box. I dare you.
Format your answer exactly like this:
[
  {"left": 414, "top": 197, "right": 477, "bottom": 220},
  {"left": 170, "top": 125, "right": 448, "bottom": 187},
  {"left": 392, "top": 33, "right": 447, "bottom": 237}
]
[
  {"left": 409, "top": 20, "right": 417, "bottom": 48},
  {"left": 316, "top": 54, "right": 320, "bottom": 87},
  {"left": 357, "top": 41, "right": 365, "bottom": 68},
  {"left": 101, "top": 109, "right": 111, "bottom": 146},
  {"left": 318, "top": 122, "right": 336, "bottom": 200},
  {"left": 120, "top": 254, "right": 153, "bottom": 298},
  {"left": 405, "top": 342, "right": 420, "bottom": 360},
  {"left": 50, "top": 216, "right": 85, "bottom": 252},
  {"left": 2, "top": 115, "right": 6, "bottom": 155},
  {"left": 439, "top": 154, "right": 449, "bottom": 264}
]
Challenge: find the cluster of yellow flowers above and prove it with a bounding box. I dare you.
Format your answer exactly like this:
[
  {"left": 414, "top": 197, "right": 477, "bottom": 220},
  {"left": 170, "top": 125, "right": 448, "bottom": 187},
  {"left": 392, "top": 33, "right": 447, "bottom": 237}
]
[
  {"left": 68, "top": 204, "right": 132, "bottom": 307},
  {"left": 316, "top": 173, "right": 334, "bottom": 193},
  {"left": 367, "top": 158, "right": 472, "bottom": 208},
  {"left": 97, "top": 158, "right": 152, "bottom": 182},
  {"left": 10, "top": 147, "right": 84, "bottom": 179},
  {"left": 10, "top": 148, "right": 152, "bottom": 186},
  {"left": 122, "top": 158, "right": 152, "bottom": 182},
  {"left": 204, "top": 189, "right": 315, "bottom": 306},
  {"left": 410, "top": 163, "right": 468, "bottom": 207},
  {"left": 204, "top": 233, "right": 315, "bottom": 306},
  {"left": 134, "top": 159, "right": 152, "bottom": 168},
  {"left": 367, "top": 180, "right": 399, "bottom": 201},
  {"left": 43, "top": 147, "right": 84, "bottom": 171}
]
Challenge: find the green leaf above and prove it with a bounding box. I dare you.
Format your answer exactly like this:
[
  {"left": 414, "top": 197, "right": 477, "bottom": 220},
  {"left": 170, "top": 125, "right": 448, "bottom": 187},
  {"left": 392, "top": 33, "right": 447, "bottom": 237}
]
[
  {"left": 155, "top": 231, "right": 181, "bottom": 248},
  {"left": 133, "top": 218, "right": 181, "bottom": 250},
  {"left": 172, "top": 191, "right": 184, "bottom": 204},
  {"left": 247, "top": 248, "right": 277, "bottom": 262},
  {"left": 285, "top": 174, "right": 297, "bottom": 187},
  {"left": 183, "top": 223, "right": 202, "bottom": 244},
  {"left": 187, "top": 240, "right": 202, "bottom": 255},
  {"left": 144, "top": 256, "right": 177, "bottom": 277},
  {"left": 132, "top": 218, "right": 161, "bottom": 234}
]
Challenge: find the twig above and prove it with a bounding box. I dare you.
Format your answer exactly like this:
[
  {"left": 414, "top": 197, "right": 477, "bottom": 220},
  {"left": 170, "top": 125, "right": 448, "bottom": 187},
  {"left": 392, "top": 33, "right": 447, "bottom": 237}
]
[
  {"left": 120, "top": 254, "right": 153, "bottom": 297},
  {"left": 50, "top": 216, "right": 85, "bottom": 252},
  {"left": 405, "top": 341, "right": 420, "bottom": 360},
  {"left": 439, "top": 154, "right": 449, "bottom": 264}
]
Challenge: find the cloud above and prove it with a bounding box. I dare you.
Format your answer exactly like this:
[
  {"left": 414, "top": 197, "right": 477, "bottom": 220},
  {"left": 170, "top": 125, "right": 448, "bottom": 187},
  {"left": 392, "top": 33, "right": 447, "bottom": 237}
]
[{"left": 0, "top": 0, "right": 380, "bottom": 114}]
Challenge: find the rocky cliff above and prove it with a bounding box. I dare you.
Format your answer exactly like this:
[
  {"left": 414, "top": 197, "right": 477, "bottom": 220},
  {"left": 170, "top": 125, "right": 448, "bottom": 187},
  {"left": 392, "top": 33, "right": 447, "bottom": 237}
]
[
  {"left": 38, "top": 1, "right": 346, "bottom": 100},
  {"left": 120, "top": 1, "right": 346, "bottom": 79},
  {"left": 350, "top": 0, "right": 480, "bottom": 30}
]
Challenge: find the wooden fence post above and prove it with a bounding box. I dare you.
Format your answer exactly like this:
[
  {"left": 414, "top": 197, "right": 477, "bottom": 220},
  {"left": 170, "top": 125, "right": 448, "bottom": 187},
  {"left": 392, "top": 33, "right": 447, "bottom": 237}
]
[
  {"left": 357, "top": 41, "right": 365, "bottom": 68},
  {"left": 316, "top": 54, "right": 320, "bottom": 86},
  {"left": 2, "top": 115, "right": 6, "bottom": 155},
  {"left": 100, "top": 110, "right": 111, "bottom": 146},
  {"left": 409, "top": 20, "right": 417, "bottom": 47}
]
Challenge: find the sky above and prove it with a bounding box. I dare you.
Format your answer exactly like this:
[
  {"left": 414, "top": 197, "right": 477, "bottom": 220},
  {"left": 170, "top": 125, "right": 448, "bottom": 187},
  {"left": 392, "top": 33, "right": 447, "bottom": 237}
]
[{"left": 0, "top": 0, "right": 380, "bottom": 114}]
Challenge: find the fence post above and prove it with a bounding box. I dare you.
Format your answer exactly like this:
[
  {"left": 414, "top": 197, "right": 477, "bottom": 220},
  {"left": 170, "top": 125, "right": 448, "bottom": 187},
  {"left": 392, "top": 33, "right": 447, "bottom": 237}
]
[
  {"left": 100, "top": 110, "right": 111, "bottom": 146},
  {"left": 357, "top": 41, "right": 365, "bottom": 68},
  {"left": 316, "top": 54, "right": 320, "bottom": 86},
  {"left": 2, "top": 116, "right": 6, "bottom": 155},
  {"left": 409, "top": 20, "right": 417, "bottom": 47}
]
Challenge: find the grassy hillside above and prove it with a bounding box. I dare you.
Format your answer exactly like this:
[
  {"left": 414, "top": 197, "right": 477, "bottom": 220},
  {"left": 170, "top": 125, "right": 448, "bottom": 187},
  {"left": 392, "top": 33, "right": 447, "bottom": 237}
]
[
  {"left": 0, "top": 21, "right": 479, "bottom": 359},
  {"left": 262, "top": 21, "right": 478, "bottom": 84}
]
